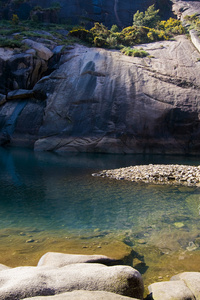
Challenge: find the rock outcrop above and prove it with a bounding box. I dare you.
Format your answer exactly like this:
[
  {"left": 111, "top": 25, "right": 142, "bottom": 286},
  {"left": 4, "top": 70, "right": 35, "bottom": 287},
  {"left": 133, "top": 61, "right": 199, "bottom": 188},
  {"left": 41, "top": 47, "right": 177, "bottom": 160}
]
[
  {"left": 1, "top": 34, "right": 200, "bottom": 154},
  {"left": 0, "top": 253, "right": 144, "bottom": 300},
  {"left": 33, "top": 36, "right": 200, "bottom": 154},
  {"left": 172, "top": 0, "right": 200, "bottom": 21}
]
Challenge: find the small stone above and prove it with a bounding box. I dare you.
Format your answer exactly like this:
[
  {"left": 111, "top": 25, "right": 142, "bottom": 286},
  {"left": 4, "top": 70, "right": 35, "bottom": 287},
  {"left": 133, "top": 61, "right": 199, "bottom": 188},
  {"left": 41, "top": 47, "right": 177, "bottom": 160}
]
[
  {"left": 26, "top": 239, "right": 35, "bottom": 243},
  {"left": 137, "top": 239, "right": 146, "bottom": 244},
  {"left": 174, "top": 222, "right": 185, "bottom": 228},
  {"left": 186, "top": 241, "right": 198, "bottom": 251}
]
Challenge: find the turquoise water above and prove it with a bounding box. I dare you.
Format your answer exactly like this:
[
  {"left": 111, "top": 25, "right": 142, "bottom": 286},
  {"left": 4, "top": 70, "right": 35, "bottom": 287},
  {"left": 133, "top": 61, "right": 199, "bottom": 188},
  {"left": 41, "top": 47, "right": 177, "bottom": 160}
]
[
  {"left": 1, "top": 147, "right": 200, "bottom": 292},
  {"left": 0, "top": 148, "right": 200, "bottom": 231},
  {"left": 0, "top": 147, "right": 200, "bottom": 250}
]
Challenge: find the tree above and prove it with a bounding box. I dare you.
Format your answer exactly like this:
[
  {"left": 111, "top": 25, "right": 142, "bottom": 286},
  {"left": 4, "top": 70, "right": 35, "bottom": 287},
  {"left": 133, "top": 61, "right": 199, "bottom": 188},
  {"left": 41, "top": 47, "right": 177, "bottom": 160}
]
[{"left": 133, "top": 5, "right": 160, "bottom": 28}]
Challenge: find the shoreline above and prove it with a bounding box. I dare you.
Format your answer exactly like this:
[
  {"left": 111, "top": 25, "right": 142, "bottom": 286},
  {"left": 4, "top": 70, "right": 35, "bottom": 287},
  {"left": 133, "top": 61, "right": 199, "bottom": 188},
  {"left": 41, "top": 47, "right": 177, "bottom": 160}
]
[{"left": 92, "top": 164, "right": 200, "bottom": 186}]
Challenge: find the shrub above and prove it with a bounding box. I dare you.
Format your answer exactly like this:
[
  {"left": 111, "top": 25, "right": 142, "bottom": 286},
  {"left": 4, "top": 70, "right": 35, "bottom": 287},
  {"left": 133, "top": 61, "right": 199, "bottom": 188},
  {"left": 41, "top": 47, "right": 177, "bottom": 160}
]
[
  {"left": 90, "top": 23, "right": 110, "bottom": 40},
  {"left": 94, "top": 36, "right": 109, "bottom": 47},
  {"left": 12, "top": 14, "right": 19, "bottom": 25},
  {"left": 184, "top": 14, "right": 199, "bottom": 23},
  {"left": 158, "top": 18, "right": 185, "bottom": 35},
  {"left": 68, "top": 28, "right": 93, "bottom": 43},
  {"left": 121, "top": 46, "right": 149, "bottom": 57},
  {"left": 110, "top": 24, "right": 119, "bottom": 33},
  {"left": 0, "top": 37, "right": 22, "bottom": 48},
  {"left": 106, "top": 36, "right": 118, "bottom": 48},
  {"left": 133, "top": 5, "right": 160, "bottom": 28}
]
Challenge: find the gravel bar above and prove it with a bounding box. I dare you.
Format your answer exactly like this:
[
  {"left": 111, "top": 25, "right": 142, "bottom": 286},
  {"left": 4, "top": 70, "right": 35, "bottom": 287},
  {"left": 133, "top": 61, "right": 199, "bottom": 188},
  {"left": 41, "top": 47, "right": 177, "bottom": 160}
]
[{"left": 92, "top": 164, "right": 200, "bottom": 186}]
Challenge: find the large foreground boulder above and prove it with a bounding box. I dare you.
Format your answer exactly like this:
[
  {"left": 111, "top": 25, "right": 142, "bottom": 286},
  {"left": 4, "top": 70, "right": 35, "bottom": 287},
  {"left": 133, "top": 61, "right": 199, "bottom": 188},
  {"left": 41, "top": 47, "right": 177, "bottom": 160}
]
[
  {"left": 24, "top": 290, "right": 139, "bottom": 300},
  {"left": 0, "top": 263, "right": 143, "bottom": 299}
]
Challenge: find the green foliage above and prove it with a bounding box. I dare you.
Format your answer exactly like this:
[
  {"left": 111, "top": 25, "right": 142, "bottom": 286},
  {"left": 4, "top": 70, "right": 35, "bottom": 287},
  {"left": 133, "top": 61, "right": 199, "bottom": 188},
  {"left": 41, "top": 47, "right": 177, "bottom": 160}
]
[
  {"left": 67, "top": 6, "right": 185, "bottom": 50},
  {"left": 106, "top": 36, "right": 118, "bottom": 48},
  {"left": 133, "top": 5, "right": 160, "bottom": 28},
  {"left": 120, "top": 46, "right": 149, "bottom": 57},
  {"left": 90, "top": 22, "right": 111, "bottom": 39},
  {"left": 110, "top": 24, "right": 119, "bottom": 33},
  {"left": 0, "top": 36, "right": 23, "bottom": 48},
  {"left": 68, "top": 28, "right": 93, "bottom": 43},
  {"left": 184, "top": 13, "right": 200, "bottom": 31},
  {"left": 94, "top": 36, "right": 109, "bottom": 47},
  {"left": 12, "top": 14, "right": 19, "bottom": 25},
  {"left": 184, "top": 14, "right": 199, "bottom": 23},
  {"left": 158, "top": 18, "right": 185, "bottom": 35}
]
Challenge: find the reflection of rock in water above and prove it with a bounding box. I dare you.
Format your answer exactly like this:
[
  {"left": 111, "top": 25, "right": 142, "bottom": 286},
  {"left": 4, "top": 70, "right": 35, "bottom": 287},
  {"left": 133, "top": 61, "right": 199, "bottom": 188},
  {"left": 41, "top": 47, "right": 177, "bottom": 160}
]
[{"left": 0, "top": 147, "right": 23, "bottom": 186}]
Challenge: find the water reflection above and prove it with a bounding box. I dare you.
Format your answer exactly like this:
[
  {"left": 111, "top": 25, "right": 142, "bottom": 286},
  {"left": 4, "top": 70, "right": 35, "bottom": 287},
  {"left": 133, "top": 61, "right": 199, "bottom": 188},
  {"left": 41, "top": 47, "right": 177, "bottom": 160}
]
[{"left": 0, "top": 147, "right": 200, "bottom": 238}]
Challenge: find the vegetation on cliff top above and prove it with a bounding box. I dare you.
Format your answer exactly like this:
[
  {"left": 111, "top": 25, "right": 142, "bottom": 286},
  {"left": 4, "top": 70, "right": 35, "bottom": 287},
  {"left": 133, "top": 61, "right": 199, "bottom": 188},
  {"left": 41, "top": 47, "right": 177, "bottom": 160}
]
[
  {"left": 68, "top": 5, "right": 185, "bottom": 57},
  {"left": 0, "top": 4, "right": 186, "bottom": 57}
]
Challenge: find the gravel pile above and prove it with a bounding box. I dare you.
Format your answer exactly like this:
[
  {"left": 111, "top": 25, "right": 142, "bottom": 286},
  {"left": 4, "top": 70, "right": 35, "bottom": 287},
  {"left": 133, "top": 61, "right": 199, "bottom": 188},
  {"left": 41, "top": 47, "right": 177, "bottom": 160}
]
[{"left": 92, "top": 164, "right": 200, "bottom": 186}]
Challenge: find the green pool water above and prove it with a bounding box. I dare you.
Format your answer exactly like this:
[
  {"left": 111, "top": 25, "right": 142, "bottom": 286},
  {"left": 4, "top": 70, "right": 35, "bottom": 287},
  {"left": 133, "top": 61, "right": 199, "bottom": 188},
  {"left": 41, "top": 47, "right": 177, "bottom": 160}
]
[{"left": 0, "top": 147, "right": 200, "bottom": 293}]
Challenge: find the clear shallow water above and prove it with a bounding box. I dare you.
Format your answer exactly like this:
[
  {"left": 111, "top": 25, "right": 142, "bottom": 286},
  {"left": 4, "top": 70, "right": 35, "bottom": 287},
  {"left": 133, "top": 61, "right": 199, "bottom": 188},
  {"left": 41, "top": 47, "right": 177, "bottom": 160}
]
[{"left": 0, "top": 147, "right": 200, "bottom": 290}]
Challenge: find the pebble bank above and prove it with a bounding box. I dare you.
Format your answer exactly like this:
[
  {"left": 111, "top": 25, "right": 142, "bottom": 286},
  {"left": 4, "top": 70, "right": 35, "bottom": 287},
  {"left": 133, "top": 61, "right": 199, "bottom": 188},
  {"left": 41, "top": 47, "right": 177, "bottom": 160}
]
[{"left": 92, "top": 164, "right": 200, "bottom": 186}]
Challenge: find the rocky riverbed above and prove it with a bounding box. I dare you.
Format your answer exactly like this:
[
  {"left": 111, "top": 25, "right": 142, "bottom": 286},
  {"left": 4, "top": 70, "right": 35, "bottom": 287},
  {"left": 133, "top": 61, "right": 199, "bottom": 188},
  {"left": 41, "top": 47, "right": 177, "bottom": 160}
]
[{"left": 92, "top": 164, "right": 200, "bottom": 186}]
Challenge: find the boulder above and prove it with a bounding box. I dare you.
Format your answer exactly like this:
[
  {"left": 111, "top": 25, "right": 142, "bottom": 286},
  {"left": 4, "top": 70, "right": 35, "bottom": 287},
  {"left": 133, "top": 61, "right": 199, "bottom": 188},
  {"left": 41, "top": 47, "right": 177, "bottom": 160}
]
[
  {"left": 0, "top": 49, "right": 49, "bottom": 94},
  {"left": 24, "top": 290, "right": 139, "bottom": 299},
  {"left": 0, "top": 263, "right": 143, "bottom": 299},
  {"left": 38, "top": 252, "right": 118, "bottom": 267},
  {"left": 22, "top": 39, "right": 53, "bottom": 61},
  {"left": 148, "top": 280, "right": 195, "bottom": 300},
  {"left": 171, "top": 272, "right": 200, "bottom": 300},
  {"left": 0, "top": 264, "right": 11, "bottom": 271}
]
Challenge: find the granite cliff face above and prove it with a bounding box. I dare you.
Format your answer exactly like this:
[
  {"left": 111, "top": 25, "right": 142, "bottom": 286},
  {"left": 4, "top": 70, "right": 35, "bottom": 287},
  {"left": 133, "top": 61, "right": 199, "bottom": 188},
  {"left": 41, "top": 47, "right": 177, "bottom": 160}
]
[
  {"left": 1, "top": 34, "right": 200, "bottom": 154},
  {"left": 0, "top": 0, "right": 172, "bottom": 27}
]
